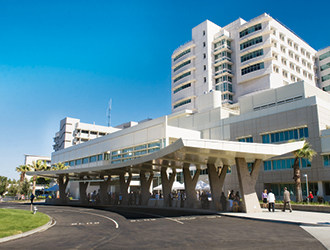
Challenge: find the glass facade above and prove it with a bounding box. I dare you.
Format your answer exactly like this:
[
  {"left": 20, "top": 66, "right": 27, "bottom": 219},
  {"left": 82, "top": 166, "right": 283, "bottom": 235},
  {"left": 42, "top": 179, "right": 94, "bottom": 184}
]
[
  {"left": 239, "top": 23, "right": 262, "bottom": 38},
  {"left": 238, "top": 137, "right": 253, "bottom": 143},
  {"left": 241, "top": 62, "right": 264, "bottom": 76},
  {"left": 241, "top": 49, "right": 263, "bottom": 63},
  {"left": 173, "top": 48, "right": 191, "bottom": 62},
  {"left": 320, "top": 62, "right": 330, "bottom": 71},
  {"left": 173, "top": 60, "right": 191, "bottom": 72},
  {"left": 173, "top": 83, "right": 191, "bottom": 94},
  {"left": 173, "top": 71, "right": 191, "bottom": 83},
  {"left": 319, "top": 51, "right": 330, "bottom": 61},
  {"left": 174, "top": 99, "right": 191, "bottom": 109},
  {"left": 240, "top": 36, "right": 262, "bottom": 50},
  {"left": 321, "top": 73, "right": 330, "bottom": 82},
  {"left": 324, "top": 155, "right": 330, "bottom": 167},
  {"left": 264, "top": 158, "right": 311, "bottom": 171},
  {"left": 262, "top": 127, "right": 308, "bottom": 143},
  {"left": 323, "top": 85, "right": 330, "bottom": 92}
]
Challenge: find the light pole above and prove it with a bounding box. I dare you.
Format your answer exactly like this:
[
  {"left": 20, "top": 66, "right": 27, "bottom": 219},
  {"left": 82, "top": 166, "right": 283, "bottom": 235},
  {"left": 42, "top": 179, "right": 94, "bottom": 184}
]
[{"left": 304, "top": 174, "right": 309, "bottom": 204}]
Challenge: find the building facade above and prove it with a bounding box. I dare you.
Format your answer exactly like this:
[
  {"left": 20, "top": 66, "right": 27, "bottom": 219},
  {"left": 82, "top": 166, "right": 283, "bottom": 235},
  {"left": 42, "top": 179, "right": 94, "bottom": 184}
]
[{"left": 50, "top": 14, "right": 330, "bottom": 202}]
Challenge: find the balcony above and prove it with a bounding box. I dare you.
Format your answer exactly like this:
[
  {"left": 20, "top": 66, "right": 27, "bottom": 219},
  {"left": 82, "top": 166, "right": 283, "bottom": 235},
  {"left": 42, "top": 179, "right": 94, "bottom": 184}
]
[
  {"left": 214, "top": 69, "right": 234, "bottom": 79},
  {"left": 214, "top": 57, "right": 233, "bottom": 67},
  {"left": 213, "top": 44, "right": 233, "bottom": 55}
]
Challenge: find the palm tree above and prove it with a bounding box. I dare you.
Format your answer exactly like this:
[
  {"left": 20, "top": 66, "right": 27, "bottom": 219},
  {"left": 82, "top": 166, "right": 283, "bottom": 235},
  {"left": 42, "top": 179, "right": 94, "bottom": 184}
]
[
  {"left": 16, "top": 165, "right": 31, "bottom": 183},
  {"left": 51, "top": 162, "right": 69, "bottom": 171},
  {"left": 29, "top": 160, "right": 48, "bottom": 195},
  {"left": 290, "top": 139, "right": 316, "bottom": 202}
]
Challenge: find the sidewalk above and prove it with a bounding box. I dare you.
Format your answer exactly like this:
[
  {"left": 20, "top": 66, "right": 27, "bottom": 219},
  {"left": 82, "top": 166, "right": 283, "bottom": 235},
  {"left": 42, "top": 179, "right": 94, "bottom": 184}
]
[{"left": 219, "top": 208, "right": 330, "bottom": 227}]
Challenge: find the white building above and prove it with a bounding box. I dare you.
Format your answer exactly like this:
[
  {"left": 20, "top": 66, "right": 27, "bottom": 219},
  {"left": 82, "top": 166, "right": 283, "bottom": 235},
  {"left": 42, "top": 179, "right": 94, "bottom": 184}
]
[
  {"left": 317, "top": 46, "right": 330, "bottom": 92},
  {"left": 171, "top": 13, "right": 318, "bottom": 113}
]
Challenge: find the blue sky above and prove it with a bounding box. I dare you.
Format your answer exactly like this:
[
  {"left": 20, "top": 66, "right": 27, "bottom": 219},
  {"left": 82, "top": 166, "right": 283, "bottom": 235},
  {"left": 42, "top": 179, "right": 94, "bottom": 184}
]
[{"left": 0, "top": 0, "right": 329, "bottom": 180}]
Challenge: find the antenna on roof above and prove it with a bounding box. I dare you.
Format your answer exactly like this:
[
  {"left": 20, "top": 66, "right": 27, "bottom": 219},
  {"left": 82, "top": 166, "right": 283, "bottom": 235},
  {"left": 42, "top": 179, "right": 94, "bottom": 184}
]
[{"left": 107, "top": 99, "right": 112, "bottom": 127}]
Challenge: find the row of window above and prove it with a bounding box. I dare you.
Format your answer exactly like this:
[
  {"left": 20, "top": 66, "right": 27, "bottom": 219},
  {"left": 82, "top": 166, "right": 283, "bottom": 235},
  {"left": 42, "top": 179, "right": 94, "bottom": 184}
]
[
  {"left": 239, "top": 23, "right": 262, "bottom": 38},
  {"left": 238, "top": 137, "right": 253, "bottom": 143},
  {"left": 214, "top": 39, "right": 231, "bottom": 49},
  {"left": 319, "top": 51, "right": 330, "bottom": 61},
  {"left": 253, "top": 95, "right": 303, "bottom": 111},
  {"left": 173, "top": 48, "right": 191, "bottom": 62},
  {"left": 320, "top": 62, "right": 330, "bottom": 72},
  {"left": 241, "top": 49, "right": 263, "bottom": 63},
  {"left": 216, "top": 82, "right": 233, "bottom": 93},
  {"left": 215, "top": 51, "right": 231, "bottom": 61},
  {"left": 215, "top": 63, "right": 232, "bottom": 72},
  {"left": 173, "top": 60, "right": 191, "bottom": 72},
  {"left": 215, "top": 75, "right": 232, "bottom": 84},
  {"left": 63, "top": 154, "right": 104, "bottom": 167},
  {"left": 322, "top": 73, "right": 330, "bottom": 83},
  {"left": 174, "top": 98, "right": 191, "bottom": 109},
  {"left": 323, "top": 85, "right": 330, "bottom": 92},
  {"left": 221, "top": 94, "right": 233, "bottom": 101},
  {"left": 173, "top": 82, "right": 191, "bottom": 94},
  {"left": 241, "top": 62, "right": 264, "bottom": 76},
  {"left": 240, "top": 36, "right": 262, "bottom": 50},
  {"left": 264, "top": 158, "right": 311, "bottom": 171},
  {"left": 262, "top": 127, "right": 309, "bottom": 144},
  {"left": 173, "top": 71, "right": 191, "bottom": 83}
]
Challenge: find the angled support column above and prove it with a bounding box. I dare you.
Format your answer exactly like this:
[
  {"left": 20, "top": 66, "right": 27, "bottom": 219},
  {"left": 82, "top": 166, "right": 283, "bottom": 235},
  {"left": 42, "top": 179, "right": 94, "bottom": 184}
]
[
  {"left": 100, "top": 175, "right": 111, "bottom": 205},
  {"left": 235, "top": 158, "right": 262, "bottom": 213},
  {"left": 161, "top": 166, "right": 176, "bottom": 207},
  {"left": 79, "top": 178, "right": 89, "bottom": 204},
  {"left": 59, "top": 174, "right": 69, "bottom": 204},
  {"left": 183, "top": 163, "right": 200, "bottom": 208},
  {"left": 140, "top": 170, "right": 154, "bottom": 206},
  {"left": 207, "top": 164, "right": 228, "bottom": 209},
  {"left": 119, "top": 172, "right": 132, "bottom": 205}
]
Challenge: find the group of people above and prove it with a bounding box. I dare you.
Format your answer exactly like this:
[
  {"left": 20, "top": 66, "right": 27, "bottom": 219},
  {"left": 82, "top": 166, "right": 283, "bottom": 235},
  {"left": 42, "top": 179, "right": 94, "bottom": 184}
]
[
  {"left": 262, "top": 187, "right": 292, "bottom": 212},
  {"left": 86, "top": 190, "right": 144, "bottom": 205}
]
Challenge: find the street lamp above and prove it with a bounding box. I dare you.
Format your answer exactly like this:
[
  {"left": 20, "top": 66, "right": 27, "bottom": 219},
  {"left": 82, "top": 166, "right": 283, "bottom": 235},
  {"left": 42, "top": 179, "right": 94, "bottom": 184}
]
[{"left": 304, "top": 174, "right": 309, "bottom": 204}]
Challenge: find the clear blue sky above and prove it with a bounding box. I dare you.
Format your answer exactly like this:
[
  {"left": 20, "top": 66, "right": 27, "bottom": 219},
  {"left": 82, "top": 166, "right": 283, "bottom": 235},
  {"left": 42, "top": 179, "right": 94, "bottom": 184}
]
[{"left": 0, "top": 0, "right": 329, "bottom": 180}]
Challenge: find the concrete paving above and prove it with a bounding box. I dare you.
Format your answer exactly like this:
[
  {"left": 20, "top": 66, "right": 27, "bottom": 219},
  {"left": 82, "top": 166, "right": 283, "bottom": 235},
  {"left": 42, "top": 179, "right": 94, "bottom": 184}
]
[{"left": 220, "top": 208, "right": 330, "bottom": 249}]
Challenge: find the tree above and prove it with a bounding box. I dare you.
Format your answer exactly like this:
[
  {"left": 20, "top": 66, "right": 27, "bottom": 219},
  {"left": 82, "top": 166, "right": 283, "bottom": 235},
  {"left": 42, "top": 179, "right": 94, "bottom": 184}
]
[
  {"left": 290, "top": 139, "right": 316, "bottom": 202},
  {"left": 16, "top": 165, "right": 32, "bottom": 182},
  {"left": 0, "top": 176, "right": 9, "bottom": 195},
  {"left": 29, "top": 160, "right": 48, "bottom": 195},
  {"left": 51, "top": 162, "right": 69, "bottom": 171},
  {"left": 7, "top": 184, "right": 19, "bottom": 196},
  {"left": 20, "top": 179, "right": 31, "bottom": 196}
]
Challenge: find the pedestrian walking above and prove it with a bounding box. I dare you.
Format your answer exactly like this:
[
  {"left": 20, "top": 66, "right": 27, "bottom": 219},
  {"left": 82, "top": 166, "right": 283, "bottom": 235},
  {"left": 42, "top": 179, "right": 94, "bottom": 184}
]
[
  {"left": 267, "top": 189, "right": 275, "bottom": 212},
  {"left": 30, "top": 193, "right": 35, "bottom": 205},
  {"left": 262, "top": 189, "right": 268, "bottom": 208},
  {"left": 282, "top": 187, "right": 292, "bottom": 212}
]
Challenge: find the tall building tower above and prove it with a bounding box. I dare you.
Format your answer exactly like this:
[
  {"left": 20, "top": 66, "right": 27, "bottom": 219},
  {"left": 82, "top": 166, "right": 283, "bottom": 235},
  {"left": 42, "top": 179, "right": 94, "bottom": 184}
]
[
  {"left": 316, "top": 46, "right": 330, "bottom": 92},
  {"left": 171, "top": 13, "right": 318, "bottom": 114}
]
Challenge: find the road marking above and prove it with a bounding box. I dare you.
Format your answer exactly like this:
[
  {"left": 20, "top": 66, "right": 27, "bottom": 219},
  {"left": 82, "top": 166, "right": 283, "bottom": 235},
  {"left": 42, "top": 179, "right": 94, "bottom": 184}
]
[
  {"left": 71, "top": 222, "right": 99, "bottom": 226},
  {"left": 73, "top": 211, "right": 119, "bottom": 229}
]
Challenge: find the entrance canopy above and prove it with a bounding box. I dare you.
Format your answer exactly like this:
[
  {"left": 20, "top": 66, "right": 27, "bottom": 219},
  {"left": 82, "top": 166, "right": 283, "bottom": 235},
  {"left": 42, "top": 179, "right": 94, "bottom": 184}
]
[{"left": 28, "top": 138, "right": 304, "bottom": 180}]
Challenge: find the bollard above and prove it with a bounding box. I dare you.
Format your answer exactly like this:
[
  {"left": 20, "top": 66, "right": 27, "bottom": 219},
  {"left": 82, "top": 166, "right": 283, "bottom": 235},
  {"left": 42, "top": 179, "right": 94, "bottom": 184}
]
[{"left": 33, "top": 206, "right": 38, "bottom": 214}]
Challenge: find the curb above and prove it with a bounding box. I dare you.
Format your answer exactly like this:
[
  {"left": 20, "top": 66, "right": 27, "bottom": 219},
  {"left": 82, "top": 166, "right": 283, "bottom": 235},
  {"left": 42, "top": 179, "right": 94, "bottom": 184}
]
[
  {"left": 0, "top": 213, "right": 56, "bottom": 243},
  {"left": 218, "top": 213, "right": 330, "bottom": 227}
]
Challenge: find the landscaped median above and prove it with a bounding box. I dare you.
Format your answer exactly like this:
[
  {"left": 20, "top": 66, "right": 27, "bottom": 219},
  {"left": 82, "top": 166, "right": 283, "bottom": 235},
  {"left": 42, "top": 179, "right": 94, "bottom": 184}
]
[{"left": 0, "top": 208, "right": 49, "bottom": 238}]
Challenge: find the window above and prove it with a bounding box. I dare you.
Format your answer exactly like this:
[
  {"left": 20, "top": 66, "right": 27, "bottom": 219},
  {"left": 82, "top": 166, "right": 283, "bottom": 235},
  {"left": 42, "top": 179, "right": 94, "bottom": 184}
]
[
  {"left": 173, "top": 60, "right": 191, "bottom": 72},
  {"left": 279, "top": 33, "right": 285, "bottom": 41},
  {"left": 240, "top": 36, "right": 262, "bottom": 50},
  {"left": 324, "top": 155, "right": 330, "bottom": 167},
  {"left": 294, "top": 44, "right": 299, "bottom": 51},
  {"left": 174, "top": 99, "right": 191, "bottom": 109},
  {"left": 241, "top": 49, "right": 263, "bottom": 63},
  {"left": 75, "top": 159, "right": 82, "bottom": 165},
  {"left": 287, "top": 39, "right": 293, "bottom": 47},
  {"left": 281, "top": 46, "right": 286, "bottom": 53},
  {"left": 238, "top": 137, "right": 253, "bottom": 143},
  {"left": 82, "top": 130, "right": 88, "bottom": 134},
  {"left": 69, "top": 161, "right": 75, "bottom": 167},
  {"left": 173, "top": 82, "right": 191, "bottom": 94},
  {"left": 272, "top": 53, "right": 278, "bottom": 60},
  {"left": 112, "top": 155, "right": 121, "bottom": 160},
  {"left": 301, "top": 48, "right": 305, "bottom": 56},
  {"left": 82, "top": 158, "right": 89, "bottom": 164},
  {"left": 98, "top": 154, "right": 103, "bottom": 161},
  {"left": 289, "top": 51, "right": 294, "bottom": 58},
  {"left": 203, "top": 65, "right": 206, "bottom": 70},
  {"left": 134, "top": 144, "right": 147, "bottom": 150},
  {"left": 203, "top": 42, "right": 206, "bottom": 47},
  {"left": 283, "top": 70, "right": 288, "bottom": 78},
  {"left": 321, "top": 62, "right": 330, "bottom": 71},
  {"left": 281, "top": 58, "right": 287, "bottom": 65},
  {"left": 296, "top": 67, "right": 301, "bottom": 74},
  {"left": 104, "top": 152, "right": 110, "bottom": 161},
  {"left": 239, "top": 23, "right": 262, "bottom": 38},
  {"left": 173, "top": 71, "right": 191, "bottom": 83},
  {"left": 322, "top": 73, "right": 330, "bottom": 82},
  {"left": 90, "top": 155, "right": 97, "bottom": 163},
  {"left": 203, "top": 53, "right": 206, "bottom": 59},
  {"left": 204, "top": 77, "right": 206, "bottom": 83},
  {"left": 262, "top": 127, "right": 308, "bottom": 143},
  {"left": 134, "top": 150, "right": 147, "bottom": 156},
  {"left": 112, "top": 150, "right": 121, "bottom": 155},
  {"left": 216, "top": 82, "right": 233, "bottom": 92},
  {"left": 173, "top": 48, "right": 191, "bottom": 62},
  {"left": 241, "top": 62, "right": 264, "bottom": 76},
  {"left": 203, "top": 30, "right": 205, "bottom": 36},
  {"left": 290, "top": 63, "right": 295, "bottom": 70},
  {"left": 273, "top": 66, "right": 279, "bottom": 73},
  {"left": 306, "top": 52, "right": 311, "bottom": 59},
  {"left": 99, "top": 132, "right": 106, "bottom": 136},
  {"left": 323, "top": 85, "right": 330, "bottom": 92},
  {"left": 320, "top": 51, "right": 330, "bottom": 61}
]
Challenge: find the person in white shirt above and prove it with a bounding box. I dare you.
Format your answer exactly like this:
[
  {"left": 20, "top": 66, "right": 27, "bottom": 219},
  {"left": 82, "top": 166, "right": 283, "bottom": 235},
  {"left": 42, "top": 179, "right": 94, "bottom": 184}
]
[{"left": 267, "top": 189, "right": 276, "bottom": 212}]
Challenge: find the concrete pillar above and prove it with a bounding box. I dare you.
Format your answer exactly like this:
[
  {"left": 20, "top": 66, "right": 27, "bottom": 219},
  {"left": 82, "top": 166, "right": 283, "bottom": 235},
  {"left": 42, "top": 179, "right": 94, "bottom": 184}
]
[
  {"left": 79, "top": 180, "right": 89, "bottom": 204},
  {"left": 100, "top": 176, "right": 111, "bottom": 205},
  {"left": 318, "top": 181, "right": 324, "bottom": 197},
  {"left": 161, "top": 166, "right": 176, "bottom": 207},
  {"left": 58, "top": 175, "right": 69, "bottom": 204},
  {"left": 183, "top": 163, "right": 200, "bottom": 208},
  {"left": 119, "top": 172, "right": 132, "bottom": 205},
  {"left": 207, "top": 164, "right": 228, "bottom": 209},
  {"left": 235, "top": 158, "right": 262, "bottom": 213},
  {"left": 140, "top": 170, "right": 154, "bottom": 206}
]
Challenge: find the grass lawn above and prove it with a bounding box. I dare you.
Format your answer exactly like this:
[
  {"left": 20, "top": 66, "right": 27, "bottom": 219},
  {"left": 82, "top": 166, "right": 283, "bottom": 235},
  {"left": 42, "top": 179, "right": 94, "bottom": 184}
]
[{"left": 0, "top": 209, "right": 49, "bottom": 238}]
